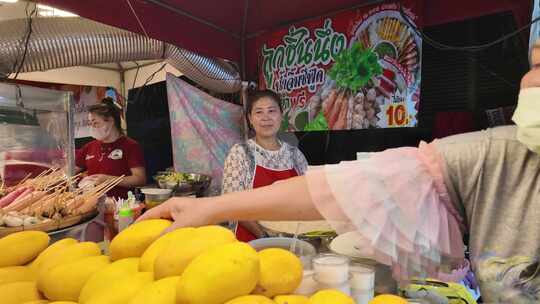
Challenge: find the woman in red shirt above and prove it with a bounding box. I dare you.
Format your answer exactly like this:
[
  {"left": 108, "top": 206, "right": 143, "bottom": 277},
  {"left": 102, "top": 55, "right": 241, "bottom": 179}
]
[{"left": 76, "top": 98, "right": 146, "bottom": 199}]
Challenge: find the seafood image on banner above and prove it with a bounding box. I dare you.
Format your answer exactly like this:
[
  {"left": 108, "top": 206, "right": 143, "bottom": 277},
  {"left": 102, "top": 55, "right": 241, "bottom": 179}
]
[{"left": 257, "top": 1, "right": 422, "bottom": 131}]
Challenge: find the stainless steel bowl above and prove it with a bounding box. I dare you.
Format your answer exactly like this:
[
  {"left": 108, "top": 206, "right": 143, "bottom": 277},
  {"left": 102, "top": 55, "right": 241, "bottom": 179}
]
[
  {"left": 180, "top": 173, "right": 212, "bottom": 195},
  {"left": 154, "top": 172, "right": 212, "bottom": 196}
]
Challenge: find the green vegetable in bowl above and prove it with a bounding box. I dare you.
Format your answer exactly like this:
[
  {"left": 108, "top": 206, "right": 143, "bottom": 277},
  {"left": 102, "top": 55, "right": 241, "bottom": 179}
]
[
  {"left": 328, "top": 42, "right": 383, "bottom": 93},
  {"left": 303, "top": 230, "right": 337, "bottom": 238},
  {"left": 154, "top": 172, "right": 197, "bottom": 184}
]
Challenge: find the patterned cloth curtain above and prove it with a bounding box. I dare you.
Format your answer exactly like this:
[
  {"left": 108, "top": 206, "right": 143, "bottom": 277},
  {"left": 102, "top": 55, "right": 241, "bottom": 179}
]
[
  {"left": 166, "top": 73, "right": 243, "bottom": 194},
  {"left": 530, "top": 0, "right": 540, "bottom": 63}
]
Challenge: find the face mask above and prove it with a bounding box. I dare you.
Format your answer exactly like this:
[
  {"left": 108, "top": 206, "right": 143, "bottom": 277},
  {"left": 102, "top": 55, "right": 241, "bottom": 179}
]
[
  {"left": 90, "top": 122, "right": 113, "bottom": 141},
  {"left": 512, "top": 87, "right": 540, "bottom": 153}
]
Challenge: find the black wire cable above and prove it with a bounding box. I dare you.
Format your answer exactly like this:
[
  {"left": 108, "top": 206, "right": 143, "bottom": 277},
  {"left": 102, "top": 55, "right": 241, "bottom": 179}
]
[
  {"left": 11, "top": 2, "right": 37, "bottom": 80},
  {"left": 465, "top": 55, "right": 518, "bottom": 89},
  {"left": 141, "top": 63, "right": 167, "bottom": 88},
  {"left": 132, "top": 63, "right": 167, "bottom": 106},
  {"left": 0, "top": 3, "right": 35, "bottom": 81},
  {"left": 398, "top": 2, "right": 530, "bottom": 87},
  {"left": 131, "top": 62, "right": 141, "bottom": 90},
  {"left": 398, "top": 2, "right": 540, "bottom": 52}
]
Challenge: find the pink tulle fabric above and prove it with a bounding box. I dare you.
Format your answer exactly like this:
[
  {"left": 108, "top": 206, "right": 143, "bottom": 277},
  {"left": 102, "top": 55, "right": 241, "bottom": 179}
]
[{"left": 306, "top": 141, "right": 467, "bottom": 282}]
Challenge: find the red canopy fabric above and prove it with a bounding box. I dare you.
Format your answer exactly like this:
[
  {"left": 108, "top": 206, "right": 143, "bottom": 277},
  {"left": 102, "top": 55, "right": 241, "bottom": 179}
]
[
  {"left": 37, "top": 0, "right": 531, "bottom": 78},
  {"left": 37, "top": 0, "right": 379, "bottom": 63}
]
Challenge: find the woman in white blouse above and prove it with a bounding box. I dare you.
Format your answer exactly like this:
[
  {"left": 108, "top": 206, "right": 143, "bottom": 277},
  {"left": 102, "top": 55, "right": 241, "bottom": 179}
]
[{"left": 221, "top": 89, "right": 308, "bottom": 241}]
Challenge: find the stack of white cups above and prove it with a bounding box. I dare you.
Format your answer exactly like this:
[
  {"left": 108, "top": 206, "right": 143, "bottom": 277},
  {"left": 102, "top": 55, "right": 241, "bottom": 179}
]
[
  {"left": 350, "top": 265, "right": 375, "bottom": 304},
  {"left": 312, "top": 254, "right": 351, "bottom": 295},
  {"left": 294, "top": 253, "right": 376, "bottom": 302}
]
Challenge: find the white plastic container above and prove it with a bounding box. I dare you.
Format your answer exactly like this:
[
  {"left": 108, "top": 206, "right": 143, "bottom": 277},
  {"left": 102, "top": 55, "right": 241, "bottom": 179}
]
[
  {"left": 141, "top": 188, "right": 172, "bottom": 209},
  {"left": 313, "top": 254, "right": 350, "bottom": 284},
  {"left": 316, "top": 279, "right": 352, "bottom": 296},
  {"left": 295, "top": 270, "right": 318, "bottom": 296},
  {"left": 352, "top": 289, "right": 374, "bottom": 304},
  {"left": 350, "top": 264, "right": 375, "bottom": 303},
  {"left": 350, "top": 264, "right": 375, "bottom": 290}
]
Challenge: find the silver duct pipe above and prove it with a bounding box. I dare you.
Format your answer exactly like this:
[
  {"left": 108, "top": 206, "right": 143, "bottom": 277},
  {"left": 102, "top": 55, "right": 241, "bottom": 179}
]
[{"left": 0, "top": 17, "right": 242, "bottom": 93}]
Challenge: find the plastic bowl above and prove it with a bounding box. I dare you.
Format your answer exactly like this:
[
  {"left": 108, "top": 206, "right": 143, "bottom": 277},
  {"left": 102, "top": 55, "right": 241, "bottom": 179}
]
[
  {"left": 249, "top": 237, "right": 315, "bottom": 253},
  {"left": 249, "top": 237, "right": 317, "bottom": 269},
  {"left": 141, "top": 188, "right": 172, "bottom": 208}
]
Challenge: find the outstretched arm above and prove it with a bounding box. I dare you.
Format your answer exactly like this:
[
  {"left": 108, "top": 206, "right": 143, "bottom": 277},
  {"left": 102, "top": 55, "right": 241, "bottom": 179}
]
[{"left": 137, "top": 175, "right": 324, "bottom": 233}]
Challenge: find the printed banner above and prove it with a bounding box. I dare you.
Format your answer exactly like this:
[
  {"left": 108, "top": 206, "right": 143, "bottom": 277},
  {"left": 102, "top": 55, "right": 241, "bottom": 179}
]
[
  {"left": 258, "top": 1, "right": 422, "bottom": 131},
  {"left": 9, "top": 79, "right": 123, "bottom": 138},
  {"left": 165, "top": 74, "right": 243, "bottom": 194},
  {"left": 72, "top": 86, "right": 123, "bottom": 138}
]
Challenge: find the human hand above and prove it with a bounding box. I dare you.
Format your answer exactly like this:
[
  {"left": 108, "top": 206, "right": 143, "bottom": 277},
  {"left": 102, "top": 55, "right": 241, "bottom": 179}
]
[
  {"left": 522, "top": 40, "right": 540, "bottom": 89},
  {"left": 136, "top": 197, "right": 218, "bottom": 234},
  {"left": 521, "top": 67, "right": 540, "bottom": 89}
]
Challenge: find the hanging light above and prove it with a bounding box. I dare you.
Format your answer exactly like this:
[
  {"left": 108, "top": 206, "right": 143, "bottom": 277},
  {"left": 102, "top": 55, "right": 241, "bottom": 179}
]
[{"left": 37, "top": 4, "right": 78, "bottom": 17}]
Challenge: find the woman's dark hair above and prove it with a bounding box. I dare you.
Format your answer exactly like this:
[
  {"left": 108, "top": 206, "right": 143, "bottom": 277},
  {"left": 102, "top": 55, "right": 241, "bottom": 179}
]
[
  {"left": 87, "top": 97, "right": 122, "bottom": 132},
  {"left": 246, "top": 89, "right": 283, "bottom": 115}
]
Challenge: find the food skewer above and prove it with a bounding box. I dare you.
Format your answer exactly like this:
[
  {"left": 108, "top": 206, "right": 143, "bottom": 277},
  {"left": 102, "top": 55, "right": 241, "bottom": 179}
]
[
  {"left": 3, "top": 190, "right": 48, "bottom": 212},
  {"left": 1, "top": 169, "right": 125, "bottom": 231},
  {"left": 75, "top": 176, "right": 124, "bottom": 214},
  {"left": 45, "top": 172, "right": 82, "bottom": 192}
]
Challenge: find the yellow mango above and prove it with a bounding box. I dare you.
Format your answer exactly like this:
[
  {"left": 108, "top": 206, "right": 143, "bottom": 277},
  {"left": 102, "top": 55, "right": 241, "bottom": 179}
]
[
  {"left": 139, "top": 227, "right": 195, "bottom": 272},
  {"left": 49, "top": 302, "right": 78, "bottom": 304},
  {"left": 109, "top": 219, "right": 171, "bottom": 261},
  {"left": 369, "top": 294, "right": 408, "bottom": 304},
  {"left": 0, "top": 231, "right": 50, "bottom": 267},
  {"left": 225, "top": 295, "right": 275, "bottom": 304},
  {"left": 37, "top": 241, "right": 101, "bottom": 288},
  {"left": 39, "top": 255, "right": 110, "bottom": 301},
  {"left": 0, "top": 265, "right": 36, "bottom": 285},
  {"left": 176, "top": 242, "right": 260, "bottom": 304},
  {"left": 308, "top": 289, "right": 355, "bottom": 304},
  {"left": 79, "top": 257, "right": 140, "bottom": 304},
  {"left": 129, "top": 276, "right": 180, "bottom": 304},
  {"left": 85, "top": 272, "right": 153, "bottom": 304},
  {"left": 154, "top": 225, "right": 236, "bottom": 279},
  {"left": 0, "top": 281, "right": 44, "bottom": 304},
  {"left": 29, "top": 238, "right": 78, "bottom": 272},
  {"left": 254, "top": 248, "right": 303, "bottom": 297},
  {"left": 22, "top": 301, "right": 49, "bottom": 304},
  {"left": 274, "top": 295, "right": 309, "bottom": 304}
]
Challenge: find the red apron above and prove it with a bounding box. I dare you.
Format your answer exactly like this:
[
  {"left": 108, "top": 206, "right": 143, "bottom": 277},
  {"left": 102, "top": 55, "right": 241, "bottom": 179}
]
[{"left": 235, "top": 165, "right": 298, "bottom": 242}]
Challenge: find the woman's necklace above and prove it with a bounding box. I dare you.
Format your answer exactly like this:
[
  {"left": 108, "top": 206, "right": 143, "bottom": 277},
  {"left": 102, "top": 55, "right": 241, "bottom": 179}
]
[
  {"left": 98, "top": 143, "right": 112, "bottom": 162},
  {"left": 255, "top": 137, "right": 281, "bottom": 151},
  {"left": 98, "top": 132, "right": 120, "bottom": 162}
]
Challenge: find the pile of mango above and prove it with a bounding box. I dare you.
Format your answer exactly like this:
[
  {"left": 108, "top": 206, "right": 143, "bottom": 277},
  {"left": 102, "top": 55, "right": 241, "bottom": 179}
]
[{"left": 0, "top": 219, "right": 359, "bottom": 304}]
